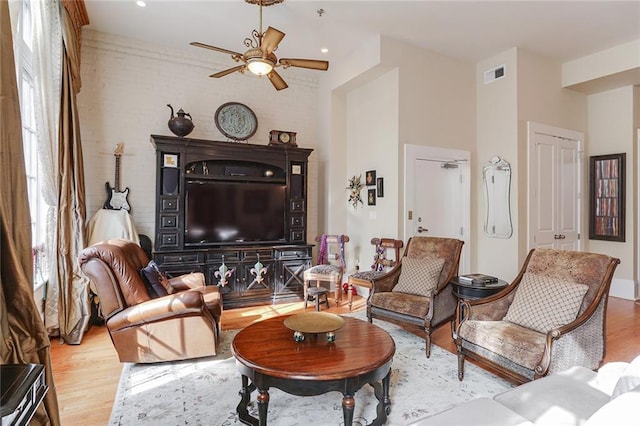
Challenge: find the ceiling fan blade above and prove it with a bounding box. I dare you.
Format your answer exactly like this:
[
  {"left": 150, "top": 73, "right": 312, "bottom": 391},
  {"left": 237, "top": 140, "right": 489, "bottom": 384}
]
[
  {"left": 210, "top": 65, "right": 245, "bottom": 78},
  {"left": 260, "top": 27, "right": 285, "bottom": 55},
  {"left": 190, "top": 42, "right": 243, "bottom": 58},
  {"left": 279, "top": 58, "right": 329, "bottom": 71},
  {"left": 267, "top": 69, "right": 288, "bottom": 91}
]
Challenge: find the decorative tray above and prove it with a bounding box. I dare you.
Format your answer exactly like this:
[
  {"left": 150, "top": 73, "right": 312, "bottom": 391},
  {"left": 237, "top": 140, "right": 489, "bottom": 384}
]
[
  {"left": 284, "top": 312, "right": 345, "bottom": 334},
  {"left": 284, "top": 312, "right": 345, "bottom": 342}
]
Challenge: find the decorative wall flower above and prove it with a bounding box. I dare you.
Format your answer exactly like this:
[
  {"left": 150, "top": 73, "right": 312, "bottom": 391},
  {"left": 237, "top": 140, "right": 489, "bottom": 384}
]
[{"left": 346, "top": 174, "right": 364, "bottom": 209}]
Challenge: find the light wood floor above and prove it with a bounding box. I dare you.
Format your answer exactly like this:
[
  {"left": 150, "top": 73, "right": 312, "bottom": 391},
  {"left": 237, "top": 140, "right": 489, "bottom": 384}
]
[{"left": 50, "top": 296, "right": 639, "bottom": 425}]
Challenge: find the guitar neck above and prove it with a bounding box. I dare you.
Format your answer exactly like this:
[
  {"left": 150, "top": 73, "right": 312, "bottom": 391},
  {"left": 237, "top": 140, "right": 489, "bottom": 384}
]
[{"left": 114, "top": 156, "right": 121, "bottom": 192}]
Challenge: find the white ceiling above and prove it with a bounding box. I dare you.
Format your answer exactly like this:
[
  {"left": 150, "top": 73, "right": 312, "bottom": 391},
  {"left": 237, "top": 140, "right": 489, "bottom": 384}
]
[{"left": 84, "top": 1, "right": 640, "bottom": 72}]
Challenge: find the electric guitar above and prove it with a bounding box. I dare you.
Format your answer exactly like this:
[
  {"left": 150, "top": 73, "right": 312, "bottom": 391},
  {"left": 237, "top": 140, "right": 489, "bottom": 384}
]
[{"left": 103, "top": 144, "right": 131, "bottom": 212}]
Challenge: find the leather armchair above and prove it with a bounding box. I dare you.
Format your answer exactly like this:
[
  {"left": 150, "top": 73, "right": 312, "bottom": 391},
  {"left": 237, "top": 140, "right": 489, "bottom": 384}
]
[
  {"left": 367, "top": 236, "right": 464, "bottom": 357},
  {"left": 455, "top": 248, "right": 620, "bottom": 384},
  {"left": 78, "top": 239, "right": 222, "bottom": 363}
]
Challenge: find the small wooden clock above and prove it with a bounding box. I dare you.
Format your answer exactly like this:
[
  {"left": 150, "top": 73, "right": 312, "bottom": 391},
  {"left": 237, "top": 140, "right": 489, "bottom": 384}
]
[{"left": 269, "top": 130, "right": 297, "bottom": 147}]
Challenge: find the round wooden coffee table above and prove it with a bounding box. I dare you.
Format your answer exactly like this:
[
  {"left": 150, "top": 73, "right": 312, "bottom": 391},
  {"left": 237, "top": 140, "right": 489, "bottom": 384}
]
[{"left": 232, "top": 315, "right": 395, "bottom": 426}]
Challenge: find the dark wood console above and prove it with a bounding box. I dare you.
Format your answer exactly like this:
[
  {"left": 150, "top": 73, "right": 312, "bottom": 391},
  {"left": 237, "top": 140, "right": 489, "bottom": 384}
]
[{"left": 151, "top": 135, "right": 313, "bottom": 308}]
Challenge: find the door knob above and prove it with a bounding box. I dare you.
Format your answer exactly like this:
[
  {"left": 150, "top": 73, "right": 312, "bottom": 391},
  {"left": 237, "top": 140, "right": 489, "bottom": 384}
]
[{"left": 417, "top": 226, "right": 428, "bottom": 233}]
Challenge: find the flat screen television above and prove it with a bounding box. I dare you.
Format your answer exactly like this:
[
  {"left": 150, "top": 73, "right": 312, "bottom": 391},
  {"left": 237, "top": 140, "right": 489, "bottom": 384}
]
[{"left": 185, "top": 180, "right": 286, "bottom": 245}]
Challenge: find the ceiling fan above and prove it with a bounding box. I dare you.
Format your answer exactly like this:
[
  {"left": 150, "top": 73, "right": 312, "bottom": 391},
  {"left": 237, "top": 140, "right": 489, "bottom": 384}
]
[{"left": 191, "top": 0, "right": 329, "bottom": 91}]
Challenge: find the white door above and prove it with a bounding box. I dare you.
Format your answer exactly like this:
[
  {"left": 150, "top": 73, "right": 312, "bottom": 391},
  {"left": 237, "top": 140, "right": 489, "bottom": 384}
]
[
  {"left": 528, "top": 122, "right": 583, "bottom": 250},
  {"left": 414, "top": 159, "right": 464, "bottom": 239},
  {"left": 404, "top": 145, "right": 470, "bottom": 273}
]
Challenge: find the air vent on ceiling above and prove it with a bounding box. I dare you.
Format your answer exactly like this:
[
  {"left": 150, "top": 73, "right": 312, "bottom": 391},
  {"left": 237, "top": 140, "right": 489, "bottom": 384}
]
[{"left": 484, "top": 65, "right": 505, "bottom": 84}]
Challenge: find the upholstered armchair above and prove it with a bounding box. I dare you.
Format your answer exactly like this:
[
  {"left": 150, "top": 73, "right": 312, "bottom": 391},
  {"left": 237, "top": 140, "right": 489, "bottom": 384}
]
[
  {"left": 78, "top": 239, "right": 222, "bottom": 363},
  {"left": 367, "top": 236, "right": 464, "bottom": 357},
  {"left": 455, "top": 248, "right": 620, "bottom": 384}
]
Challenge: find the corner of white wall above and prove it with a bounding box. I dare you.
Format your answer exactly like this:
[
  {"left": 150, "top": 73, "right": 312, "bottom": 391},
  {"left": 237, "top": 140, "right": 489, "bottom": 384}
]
[
  {"left": 562, "top": 39, "right": 640, "bottom": 88},
  {"left": 609, "top": 278, "right": 637, "bottom": 300},
  {"left": 80, "top": 30, "right": 321, "bottom": 242}
]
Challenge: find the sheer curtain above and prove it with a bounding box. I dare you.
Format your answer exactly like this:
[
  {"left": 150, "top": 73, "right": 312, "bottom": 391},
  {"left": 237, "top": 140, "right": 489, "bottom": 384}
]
[
  {"left": 0, "top": 0, "right": 61, "bottom": 423},
  {"left": 30, "top": 0, "right": 64, "bottom": 338}
]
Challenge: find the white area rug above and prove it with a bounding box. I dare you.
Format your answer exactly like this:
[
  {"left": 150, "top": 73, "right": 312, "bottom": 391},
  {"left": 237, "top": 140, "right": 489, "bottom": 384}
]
[{"left": 109, "top": 312, "right": 513, "bottom": 425}]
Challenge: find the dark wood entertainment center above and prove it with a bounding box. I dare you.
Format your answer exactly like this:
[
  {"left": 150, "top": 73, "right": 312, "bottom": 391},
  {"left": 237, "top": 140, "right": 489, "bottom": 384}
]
[{"left": 151, "top": 134, "right": 313, "bottom": 308}]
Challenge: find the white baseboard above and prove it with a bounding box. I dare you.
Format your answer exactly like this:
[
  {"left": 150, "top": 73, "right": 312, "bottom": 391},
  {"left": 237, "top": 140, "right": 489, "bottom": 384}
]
[{"left": 609, "top": 277, "right": 637, "bottom": 301}]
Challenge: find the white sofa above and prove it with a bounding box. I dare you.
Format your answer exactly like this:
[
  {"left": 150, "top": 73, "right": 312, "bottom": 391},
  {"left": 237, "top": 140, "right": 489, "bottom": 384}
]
[{"left": 409, "top": 355, "right": 640, "bottom": 426}]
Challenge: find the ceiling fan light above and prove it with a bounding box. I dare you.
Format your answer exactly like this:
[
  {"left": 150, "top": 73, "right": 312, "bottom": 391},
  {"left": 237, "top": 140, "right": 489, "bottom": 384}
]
[{"left": 247, "top": 58, "right": 274, "bottom": 76}]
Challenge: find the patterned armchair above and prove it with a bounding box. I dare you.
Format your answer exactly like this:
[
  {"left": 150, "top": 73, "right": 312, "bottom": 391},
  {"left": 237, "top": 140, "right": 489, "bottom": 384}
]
[
  {"left": 455, "top": 248, "right": 620, "bottom": 384},
  {"left": 367, "top": 236, "right": 464, "bottom": 357}
]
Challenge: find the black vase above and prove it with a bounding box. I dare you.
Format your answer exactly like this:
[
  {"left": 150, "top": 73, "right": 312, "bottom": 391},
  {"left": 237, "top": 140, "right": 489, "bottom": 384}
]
[{"left": 167, "top": 104, "right": 194, "bottom": 137}]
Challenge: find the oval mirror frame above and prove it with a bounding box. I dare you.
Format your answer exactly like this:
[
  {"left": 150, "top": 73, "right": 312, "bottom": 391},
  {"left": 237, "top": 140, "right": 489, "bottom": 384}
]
[{"left": 483, "top": 156, "right": 512, "bottom": 239}]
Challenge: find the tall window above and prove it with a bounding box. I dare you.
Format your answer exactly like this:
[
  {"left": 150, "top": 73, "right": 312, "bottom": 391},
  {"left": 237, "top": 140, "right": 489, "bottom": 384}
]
[{"left": 16, "top": 0, "right": 48, "bottom": 288}]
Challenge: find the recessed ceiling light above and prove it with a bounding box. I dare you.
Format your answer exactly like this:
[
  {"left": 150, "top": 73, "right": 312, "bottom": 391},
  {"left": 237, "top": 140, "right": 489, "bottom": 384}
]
[
  {"left": 136, "top": 1, "right": 146, "bottom": 7},
  {"left": 321, "top": 48, "right": 328, "bottom": 54}
]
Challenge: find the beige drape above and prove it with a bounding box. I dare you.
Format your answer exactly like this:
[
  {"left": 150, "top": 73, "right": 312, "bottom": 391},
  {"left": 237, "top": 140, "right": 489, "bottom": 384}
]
[
  {"left": 0, "top": 0, "right": 60, "bottom": 423},
  {"left": 53, "top": 0, "right": 90, "bottom": 345}
]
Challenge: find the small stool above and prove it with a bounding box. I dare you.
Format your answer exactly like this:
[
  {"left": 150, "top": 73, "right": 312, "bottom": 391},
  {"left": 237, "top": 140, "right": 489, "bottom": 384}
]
[{"left": 305, "top": 287, "right": 330, "bottom": 311}]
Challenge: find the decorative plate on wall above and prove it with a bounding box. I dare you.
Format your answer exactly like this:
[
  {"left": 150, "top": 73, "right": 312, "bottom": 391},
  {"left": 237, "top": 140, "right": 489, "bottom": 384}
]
[{"left": 214, "top": 102, "right": 258, "bottom": 141}]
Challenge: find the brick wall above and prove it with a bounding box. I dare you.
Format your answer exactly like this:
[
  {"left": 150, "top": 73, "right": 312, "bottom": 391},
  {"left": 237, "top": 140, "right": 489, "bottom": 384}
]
[{"left": 79, "top": 30, "right": 319, "bottom": 247}]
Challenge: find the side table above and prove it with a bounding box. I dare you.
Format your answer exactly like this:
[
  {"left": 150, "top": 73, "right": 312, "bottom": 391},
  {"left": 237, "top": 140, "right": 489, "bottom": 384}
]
[
  {"left": 450, "top": 276, "right": 509, "bottom": 300},
  {"left": 1, "top": 364, "right": 48, "bottom": 426}
]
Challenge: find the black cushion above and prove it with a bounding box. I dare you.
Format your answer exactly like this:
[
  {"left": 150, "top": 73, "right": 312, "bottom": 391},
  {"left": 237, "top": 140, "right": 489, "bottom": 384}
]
[{"left": 140, "top": 260, "right": 169, "bottom": 298}]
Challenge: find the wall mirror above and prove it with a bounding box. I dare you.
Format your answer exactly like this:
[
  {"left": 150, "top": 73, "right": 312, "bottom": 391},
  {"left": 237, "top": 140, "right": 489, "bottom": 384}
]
[{"left": 483, "top": 156, "right": 512, "bottom": 238}]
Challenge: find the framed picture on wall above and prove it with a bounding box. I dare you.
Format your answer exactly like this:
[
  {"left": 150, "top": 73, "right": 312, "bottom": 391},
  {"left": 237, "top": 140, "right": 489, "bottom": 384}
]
[
  {"left": 376, "top": 177, "right": 384, "bottom": 197},
  {"left": 368, "top": 188, "right": 376, "bottom": 205},
  {"left": 589, "top": 153, "right": 625, "bottom": 242},
  {"left": 365, "top": 170, "right": 376, "bottom": 186}
]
